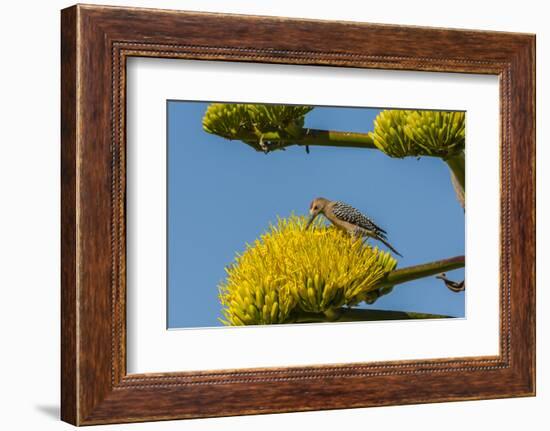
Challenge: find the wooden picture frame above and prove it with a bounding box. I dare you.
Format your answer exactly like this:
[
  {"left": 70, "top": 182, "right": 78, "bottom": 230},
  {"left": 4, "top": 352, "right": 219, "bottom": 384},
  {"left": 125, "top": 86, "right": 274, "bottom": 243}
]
[{"left": 61, "top": 4, "right": 535, "bottom": 425}]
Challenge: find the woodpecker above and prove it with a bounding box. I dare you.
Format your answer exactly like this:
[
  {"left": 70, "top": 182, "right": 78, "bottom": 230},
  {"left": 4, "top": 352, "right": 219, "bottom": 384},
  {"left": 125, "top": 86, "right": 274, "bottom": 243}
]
[{"left": 305, "top": 197, "right": 403, "bottom": 257}]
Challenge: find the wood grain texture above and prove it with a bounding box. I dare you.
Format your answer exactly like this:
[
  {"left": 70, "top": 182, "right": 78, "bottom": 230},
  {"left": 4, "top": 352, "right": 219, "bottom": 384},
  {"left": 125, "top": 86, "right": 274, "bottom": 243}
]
[
  {"left": 60, "top": 6, "right": 78, "bottom": 425},
  {"left": 60, "top": 4, "right": 536, "bottom": 425}
]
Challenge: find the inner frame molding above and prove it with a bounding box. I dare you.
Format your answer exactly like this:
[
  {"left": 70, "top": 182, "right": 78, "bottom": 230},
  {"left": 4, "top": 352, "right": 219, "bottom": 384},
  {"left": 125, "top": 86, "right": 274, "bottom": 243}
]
[
  {"left": 126, "top": 59, "right": 499, "bottom": 373},
  {"left": 61, "top": 4, "right": 535, "bottom": 425},
  {"left": 115, "top": 43, "right": 509, "bottom": 382}
]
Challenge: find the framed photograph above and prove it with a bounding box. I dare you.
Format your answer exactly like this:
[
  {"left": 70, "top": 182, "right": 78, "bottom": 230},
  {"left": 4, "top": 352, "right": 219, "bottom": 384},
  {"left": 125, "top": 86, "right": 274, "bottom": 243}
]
[{"left": 61, "top": 4, "right": 535, "bottom": 425}]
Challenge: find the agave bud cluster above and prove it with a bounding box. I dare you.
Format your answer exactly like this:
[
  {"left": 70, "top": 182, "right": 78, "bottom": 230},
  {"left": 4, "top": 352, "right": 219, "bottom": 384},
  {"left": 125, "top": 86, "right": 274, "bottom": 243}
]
[
  {"left": 219, "top": 215, "right": 397, "bottom": 326},
  {"left": 370, "top": 110, "right": 465, "bottom": 159},
  {"left": 202, "top": 103, "right": 313, "bottom": 151},
  {"left": 202, "top": 104, "right": 251, "bottom": 140}
]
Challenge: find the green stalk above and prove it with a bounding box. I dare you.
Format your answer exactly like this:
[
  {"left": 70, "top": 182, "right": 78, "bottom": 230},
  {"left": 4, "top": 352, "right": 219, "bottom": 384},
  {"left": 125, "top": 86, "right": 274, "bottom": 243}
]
[
  {"left": 237, "top": 128, "right": 377, "bottom": 151},
  {"left": 378, "top": 255, "right": 465, "bottom": 289},
  {"left": 445, "top": 152, "right": 465, "bottom": 192},
  {"left": 294, "top": 308, "right": 451, "bottom": 323},
  {"left": 333, "top": 308, "right": 452, "bottom": 321},
  {"left": 292, "top": 129, "right": 377, "bottom": 150}
]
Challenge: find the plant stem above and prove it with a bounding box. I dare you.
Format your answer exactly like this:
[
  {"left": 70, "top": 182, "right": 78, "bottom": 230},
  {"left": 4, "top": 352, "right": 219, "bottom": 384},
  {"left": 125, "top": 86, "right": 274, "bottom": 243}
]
[
  {"left": 294, "top": 308, "right": 451, "bottom": 323},
  {"left": 237, "top": 128, "right": 377, "bottom": 151},
  {"left": 337, "top": 308, "right": 452, "bottom": 321},
  {"left": 239, "top": 127, "right": 462, "bottom": 171},
  {"left": 377, "top": 255, "right": 465, "bottom": 289},
  {"left": 291, "top": 129, "right": 377, "bottom": 150},
  {"left": 445, "top": 152, "right": 465, "bottom": 191}
]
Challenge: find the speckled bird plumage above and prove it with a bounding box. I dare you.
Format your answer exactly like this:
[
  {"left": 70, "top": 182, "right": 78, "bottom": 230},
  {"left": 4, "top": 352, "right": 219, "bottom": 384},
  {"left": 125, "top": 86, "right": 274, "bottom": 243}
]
[
  {"left": 306, "top": 197, "right": 402, "bottom": 257},
  {"left": 331, "top": 201, "right": 387, "bottom": 238}
]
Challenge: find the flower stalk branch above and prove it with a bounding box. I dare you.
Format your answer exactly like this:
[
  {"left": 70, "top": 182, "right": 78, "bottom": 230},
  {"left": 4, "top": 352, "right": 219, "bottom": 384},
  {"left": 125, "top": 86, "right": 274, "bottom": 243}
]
[
  {"left": 294, "top": 308, "right": 451, "bottom": 323},
  {"left": 445, "top": 151, "right": 465, "bottom": 192},
  {"left": 229, "top": 128, "right": 377, "bottom": 152},
  {"left": 378, "top": 255, "right": 465, "bottom": 289}
]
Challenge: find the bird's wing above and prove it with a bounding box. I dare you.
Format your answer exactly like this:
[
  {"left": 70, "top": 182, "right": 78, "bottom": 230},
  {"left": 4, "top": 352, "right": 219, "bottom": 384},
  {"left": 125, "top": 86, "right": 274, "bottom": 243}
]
[{"left": 332, "top": 201, "right": 387, "bottom": 237}]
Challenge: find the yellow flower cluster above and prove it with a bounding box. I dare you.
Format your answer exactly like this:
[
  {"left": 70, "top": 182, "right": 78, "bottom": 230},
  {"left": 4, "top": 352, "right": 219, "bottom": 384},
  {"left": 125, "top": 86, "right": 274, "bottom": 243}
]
[
  {"left": 370, "top": 110, "right": 465, "bottom": 159},
  {"left": 219, "top": 215, "right": 397, "bottom": 326},
  {"left": 202, "top": 103, "right": 313, "bottom": 144},
  {"left": 202, "top": 103, "right": 251, "bottom": 139}
]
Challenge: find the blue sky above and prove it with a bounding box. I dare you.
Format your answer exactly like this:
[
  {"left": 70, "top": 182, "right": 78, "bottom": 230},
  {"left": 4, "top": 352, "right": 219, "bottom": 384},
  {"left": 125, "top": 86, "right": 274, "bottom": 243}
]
[{"left": 167, "top": 101, "right": 465, "bottom": 328}]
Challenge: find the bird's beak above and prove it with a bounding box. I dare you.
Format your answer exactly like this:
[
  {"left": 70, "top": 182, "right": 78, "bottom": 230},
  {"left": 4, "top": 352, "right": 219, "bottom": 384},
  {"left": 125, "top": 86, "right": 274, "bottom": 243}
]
[{"left": 305, "top": 213, "right": 317, "bottom": 230}]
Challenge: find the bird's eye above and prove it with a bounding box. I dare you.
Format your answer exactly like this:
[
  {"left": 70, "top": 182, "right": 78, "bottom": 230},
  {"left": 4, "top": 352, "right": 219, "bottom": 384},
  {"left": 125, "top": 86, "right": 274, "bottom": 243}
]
[{"left": 313, "top": 206, "right": 318, "bottom": 211}]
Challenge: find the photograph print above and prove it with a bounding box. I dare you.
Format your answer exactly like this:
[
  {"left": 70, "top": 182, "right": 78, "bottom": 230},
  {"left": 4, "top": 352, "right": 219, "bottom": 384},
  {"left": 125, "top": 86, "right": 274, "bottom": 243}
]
[{"left": 167, "top": 101, "right": 466, "bottom": 328}]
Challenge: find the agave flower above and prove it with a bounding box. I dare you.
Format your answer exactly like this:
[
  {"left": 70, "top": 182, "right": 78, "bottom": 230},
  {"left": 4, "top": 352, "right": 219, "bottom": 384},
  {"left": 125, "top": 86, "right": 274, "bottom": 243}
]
[
  {"left": 219, "top": 215, "right": 465, "bottom": 326},
  {"left": 370, "top": 110, "right": 465, "bottom": 159},
  {"left": 202, "top": 103, "right": 313, "bottom": 152},
  {"left": 202, "top": 104, "right": 251, "bottom": 140},
  {"left": 219, "top": 215, "right": 398, "bottom": 326}
]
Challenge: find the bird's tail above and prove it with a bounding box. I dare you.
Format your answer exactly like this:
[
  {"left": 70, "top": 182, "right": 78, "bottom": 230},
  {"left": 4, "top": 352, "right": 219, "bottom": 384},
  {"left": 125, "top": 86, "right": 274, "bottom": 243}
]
[
  {"left": 354, "top": 227, "right": 403, "bottom": 257},
  {"left": 374, "top": 235, "right": 403, "bottom": 258}
]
